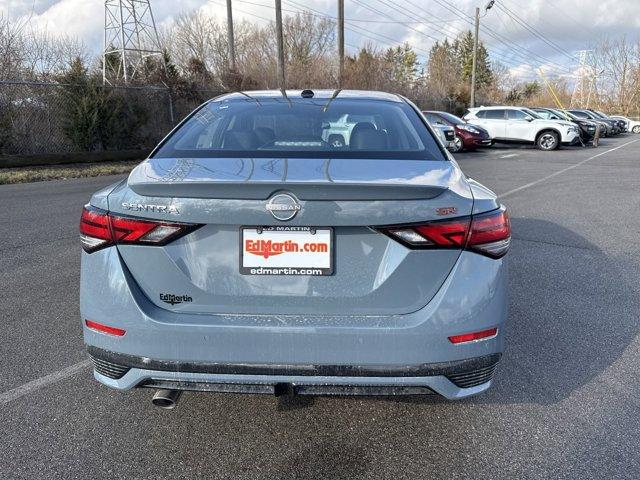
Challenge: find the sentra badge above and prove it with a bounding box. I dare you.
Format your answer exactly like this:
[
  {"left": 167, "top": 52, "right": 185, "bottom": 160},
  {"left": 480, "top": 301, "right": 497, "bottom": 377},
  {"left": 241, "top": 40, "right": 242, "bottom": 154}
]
[{"left": 122, "top": 203, "right": 180, "bottom": 214}]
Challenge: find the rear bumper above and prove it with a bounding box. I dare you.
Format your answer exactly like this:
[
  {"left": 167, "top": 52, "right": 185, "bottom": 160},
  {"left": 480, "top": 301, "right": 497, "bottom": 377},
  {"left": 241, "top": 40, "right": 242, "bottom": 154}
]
[
  {"left": 81, "top": 248, "right": 508, "bottom": 399},
  {"left": 88, "top": 346, "right": 501, "bottom": 399}
]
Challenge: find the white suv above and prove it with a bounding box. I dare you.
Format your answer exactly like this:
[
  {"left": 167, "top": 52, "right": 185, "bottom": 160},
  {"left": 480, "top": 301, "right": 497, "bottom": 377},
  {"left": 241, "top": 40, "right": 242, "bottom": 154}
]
[{"left": 464, "top": 106, "right": 580, "bottom": 150}]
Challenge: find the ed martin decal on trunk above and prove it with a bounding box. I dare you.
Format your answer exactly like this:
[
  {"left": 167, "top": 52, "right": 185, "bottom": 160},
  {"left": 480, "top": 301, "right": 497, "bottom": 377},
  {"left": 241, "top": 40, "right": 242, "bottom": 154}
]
[{"left": 160, "top": 293, "right": 193, "bottom": 305}]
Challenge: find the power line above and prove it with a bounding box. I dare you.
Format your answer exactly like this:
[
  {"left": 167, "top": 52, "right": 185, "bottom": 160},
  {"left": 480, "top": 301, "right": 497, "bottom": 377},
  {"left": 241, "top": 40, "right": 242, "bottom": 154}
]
[
  {"left": 212, "top": 0, "right": 573, "bottom": 82},
  {"left": 285, "top": 0, "right": 433, "bottom": 55},
  {"left": 494, "top": 0, "right": 576, "bottom": 61},
  {"left": 208, "top": 0, "right": 362, "bottom": 53},
  {"left": 228, "top": 0, "right": 459, "bottom": 24},
  {"left": 427, "top": 0, "right": 576, "bottom": 74},
  {"left": 370, "top": 0, "right": 572, "bottom": 73}
]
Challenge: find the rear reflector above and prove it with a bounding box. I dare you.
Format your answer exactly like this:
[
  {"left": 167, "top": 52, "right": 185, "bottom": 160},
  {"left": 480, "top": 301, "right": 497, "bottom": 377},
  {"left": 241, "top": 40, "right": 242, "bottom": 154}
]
[
  {"left": 448, "top": 327, "right": 498, "bottom": 344},
  {"left": 85, "top": 319, "right": 126, "bottom": 337},
  {"left": 380, "top": 207, "right": 510, "bottom": 259},
  {"left": 80, "top": 205, "right": 201, "bottom": 253}
]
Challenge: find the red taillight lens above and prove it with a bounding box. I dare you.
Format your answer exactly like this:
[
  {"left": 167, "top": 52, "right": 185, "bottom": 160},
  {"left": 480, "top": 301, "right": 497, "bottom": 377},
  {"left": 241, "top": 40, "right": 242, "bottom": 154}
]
[
  {"left": 85, "top": 319, "right": 126, "bottom": 336},
  {"left": 467, "top": 208, "right": 511, "bottom": 259},
  {"left": 380, "top": 207, "right": 510, "bottom": 259},
  {"left": 448, "top": 327, "right": 498, "bottom": 344},
  {"left": 80, "top": 206, "right": 112, "bottom": 252},
  {"left": 79, "top": 205, "right": 200, "bottom": 253},
  {"left": 414, "top": 218, "right": 471, "bottom": 247},
  {"left": 385, "top": 217, "right": 471, "bottom": 249}
]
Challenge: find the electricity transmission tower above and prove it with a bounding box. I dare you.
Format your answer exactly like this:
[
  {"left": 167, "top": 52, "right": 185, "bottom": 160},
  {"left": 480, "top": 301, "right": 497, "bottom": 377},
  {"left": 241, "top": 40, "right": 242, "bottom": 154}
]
[
  {"left": 571, "top": 50, "right": 596, "bottom": 108},
  {"left": 103, "top": 0, "right": 164, "bottom": 84}
]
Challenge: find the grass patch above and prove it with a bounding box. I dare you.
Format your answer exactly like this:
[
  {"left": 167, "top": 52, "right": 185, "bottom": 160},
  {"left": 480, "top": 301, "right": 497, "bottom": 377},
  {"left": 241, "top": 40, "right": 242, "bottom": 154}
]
[{"left": 0, "top": 161, "right": 138, "bottom": 185}]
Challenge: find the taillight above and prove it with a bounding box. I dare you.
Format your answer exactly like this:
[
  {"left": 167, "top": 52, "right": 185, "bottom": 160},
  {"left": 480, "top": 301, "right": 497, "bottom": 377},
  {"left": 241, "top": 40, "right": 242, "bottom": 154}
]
[
  {"left": 385, "top": 217, "right": 471, "bottom": 249},
  {"left": 79, "top": 205, "right": 201, "bottom": 253},
  {"left": 379, "top": 207, "right": 510, "bottom": 259},
  {"left": 466, "top": 208, "right": 511, "bottom": 259}
]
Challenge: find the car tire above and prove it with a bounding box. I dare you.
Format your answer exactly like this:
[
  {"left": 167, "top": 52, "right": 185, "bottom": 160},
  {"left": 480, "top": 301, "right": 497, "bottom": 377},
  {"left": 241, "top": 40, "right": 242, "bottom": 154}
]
[
  {"left": 633, "top": 126, "right": 640, "bottom": 134},
  {"left": 536, "top": 131, "right": 559, "bottom": 151},
  {"left": 328, "top": 134, "right": 345, "bottom": 148},
  {"left": 451, "top": 135, "right": 464, "bottom": 153}
]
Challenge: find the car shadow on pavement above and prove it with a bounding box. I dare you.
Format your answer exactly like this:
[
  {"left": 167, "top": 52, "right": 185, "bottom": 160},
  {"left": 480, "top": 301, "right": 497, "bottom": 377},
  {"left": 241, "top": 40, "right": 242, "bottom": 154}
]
[
  {"left": 348, "top": 217, "right": 637, "bottom": 408},
  {"left": 263, "top": 216, "right": 638, "bottom": 410}
]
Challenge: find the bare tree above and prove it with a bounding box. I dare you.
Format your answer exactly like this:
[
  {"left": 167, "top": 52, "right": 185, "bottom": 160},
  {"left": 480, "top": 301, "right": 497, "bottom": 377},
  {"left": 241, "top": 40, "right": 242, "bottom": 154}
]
[
  {"left": 592, "top": 36, "right": 640, "bottom": 115},
  {"left": 0, "top": 13, "right": 28, "bottom": 79},
  {"left": 22, "top": 29, "right": 88, "bottom": 79}
]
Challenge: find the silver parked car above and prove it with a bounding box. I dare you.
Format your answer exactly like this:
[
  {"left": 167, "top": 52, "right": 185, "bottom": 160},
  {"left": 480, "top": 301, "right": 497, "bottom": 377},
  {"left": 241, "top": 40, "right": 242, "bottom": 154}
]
[
  {"left": 431, "top": 122, "right": 457, "bottom": 151},
  {"left": 80, "top": 90, "right": 510, "bottom": 408}
]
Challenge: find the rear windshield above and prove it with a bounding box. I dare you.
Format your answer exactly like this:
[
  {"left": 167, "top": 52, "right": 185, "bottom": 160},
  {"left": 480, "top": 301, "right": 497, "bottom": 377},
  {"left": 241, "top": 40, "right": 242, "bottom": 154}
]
[
  {"left": 436, "top": 111, "right": 465, "bottom": 125},
  {"left": 153, "top": 97, "right": 445, "bottom": 160}
]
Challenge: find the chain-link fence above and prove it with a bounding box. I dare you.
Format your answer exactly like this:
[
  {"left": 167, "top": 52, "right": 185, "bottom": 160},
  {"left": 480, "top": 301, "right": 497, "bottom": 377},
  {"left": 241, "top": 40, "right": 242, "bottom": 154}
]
[{"left": 0, "top": 80, "right": 222, "bottom": 156}]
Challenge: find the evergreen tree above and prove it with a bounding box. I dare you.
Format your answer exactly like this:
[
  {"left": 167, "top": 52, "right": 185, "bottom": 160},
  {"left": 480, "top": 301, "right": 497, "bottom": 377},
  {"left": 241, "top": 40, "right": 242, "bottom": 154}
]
[
  {"left": 452, "top": 30, "right": 493, "bottom": 88},
  {"left": 383, "top": 43, "right": 419, "bottom": 87}
]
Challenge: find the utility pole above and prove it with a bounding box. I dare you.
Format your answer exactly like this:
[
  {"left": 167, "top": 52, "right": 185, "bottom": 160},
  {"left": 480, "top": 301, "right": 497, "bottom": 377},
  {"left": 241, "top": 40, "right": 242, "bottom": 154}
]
[
  {"left": 470, "top": 7, "right": 480, "bottom": 108},
  {"left": 275, "top": 0, "right": 286, "bottom": 90},
  {"left": 226, "top": 0, "right": 236, "bottom": 71},
  {"left": 338, "top": 0, "right": 344, "bottom": 87},
  {"left": 470, "top": 1, "right": 494, "bottom": 108}
]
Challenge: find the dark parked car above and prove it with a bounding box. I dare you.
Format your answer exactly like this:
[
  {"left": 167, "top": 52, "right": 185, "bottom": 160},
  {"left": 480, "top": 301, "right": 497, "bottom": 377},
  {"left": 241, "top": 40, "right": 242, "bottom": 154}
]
[
  {"left": 423, "top": 110, "right": 492, "bottom": 153},
  {"left": 532, "top": 107, "right": 597, "bottom": 143},
  {"left": 587, "top": 109, "right": 627, "bottom": 133},
  {"left": 568, "top": 109, "right": 617, "bottom": 136}
]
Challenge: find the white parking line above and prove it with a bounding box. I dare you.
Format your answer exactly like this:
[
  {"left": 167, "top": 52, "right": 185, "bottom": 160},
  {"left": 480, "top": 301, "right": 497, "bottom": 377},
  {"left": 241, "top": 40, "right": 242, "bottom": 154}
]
[
  {"left": 500, "top": 139, "right": 639, "bottom": 198},
  {"left": 0, "top": 359, "right": 91, "bottom": 405},
  {"left": 500, "top": 153, "right": 519, "bottom": 159}
]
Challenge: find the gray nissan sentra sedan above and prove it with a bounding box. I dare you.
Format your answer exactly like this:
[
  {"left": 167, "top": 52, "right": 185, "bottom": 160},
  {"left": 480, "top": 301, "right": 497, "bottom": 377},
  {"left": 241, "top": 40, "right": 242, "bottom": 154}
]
[{"left": 79, "top": 90, "right": 510, "bottom": 408}]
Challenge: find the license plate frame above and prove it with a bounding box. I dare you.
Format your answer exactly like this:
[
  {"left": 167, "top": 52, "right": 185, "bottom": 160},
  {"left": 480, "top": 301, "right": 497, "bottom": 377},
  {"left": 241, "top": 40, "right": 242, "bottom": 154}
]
[{"left": 240, "top": 226, "right": 334, "bottom": 276}]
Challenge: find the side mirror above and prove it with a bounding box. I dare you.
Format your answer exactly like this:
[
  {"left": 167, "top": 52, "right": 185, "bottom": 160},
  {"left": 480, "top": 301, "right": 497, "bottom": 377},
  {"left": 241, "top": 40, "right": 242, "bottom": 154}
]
[{"left": 525, "top": 117, "right": 534, "bottom": 122}]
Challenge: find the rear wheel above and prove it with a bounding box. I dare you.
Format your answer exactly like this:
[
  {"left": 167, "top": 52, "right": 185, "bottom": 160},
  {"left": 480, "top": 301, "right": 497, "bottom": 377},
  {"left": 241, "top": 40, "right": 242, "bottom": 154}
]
[
  {"left": 536, "top": 131, "right": 559, "bottom": 150},
  {"left": 328, "top": 134, "right": 345, "bottom": 148},
  {"left": 633, "top": 125, "right": 640, "bottom": 134},
  {"left": 451, "top": 135, "right": 464, "bottom": 153}
]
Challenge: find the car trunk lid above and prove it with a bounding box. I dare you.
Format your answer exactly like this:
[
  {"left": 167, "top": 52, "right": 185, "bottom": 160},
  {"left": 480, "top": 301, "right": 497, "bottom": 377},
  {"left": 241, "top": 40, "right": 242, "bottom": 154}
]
[{"left": 109, "top": 157, "right": 473, "bottom": 316}]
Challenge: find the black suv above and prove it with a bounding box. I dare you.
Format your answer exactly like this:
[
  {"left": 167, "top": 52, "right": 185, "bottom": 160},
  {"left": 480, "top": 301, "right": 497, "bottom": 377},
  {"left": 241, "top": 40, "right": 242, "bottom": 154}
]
[
  {"left": 587, "top": 109, "right": 627, "bottom": 133},
  {"left": 567, "top": 110, "right": 616, "bottom": 136}
]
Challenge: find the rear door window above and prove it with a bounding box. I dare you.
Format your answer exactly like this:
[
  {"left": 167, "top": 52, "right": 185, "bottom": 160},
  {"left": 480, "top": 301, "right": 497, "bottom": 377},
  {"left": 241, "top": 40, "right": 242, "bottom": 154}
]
[
  {"left": 484, "top": 109, "right": 506, "bottom": 120},
  {"left": 507, "top": 109, "right": 529, "bottom": 120}
]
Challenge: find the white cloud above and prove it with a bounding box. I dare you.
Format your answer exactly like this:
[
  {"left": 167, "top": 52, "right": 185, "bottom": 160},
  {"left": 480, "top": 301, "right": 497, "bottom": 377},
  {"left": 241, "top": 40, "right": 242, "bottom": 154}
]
[{"left": 3, "top": 0, "right": 640, "bottom": 81}]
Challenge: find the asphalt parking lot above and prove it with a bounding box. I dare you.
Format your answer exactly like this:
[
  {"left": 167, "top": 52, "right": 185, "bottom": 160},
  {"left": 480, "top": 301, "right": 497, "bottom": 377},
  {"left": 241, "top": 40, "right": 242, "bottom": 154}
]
[{"left": 1, "top": 136, "right": 639, "bottom": 479}]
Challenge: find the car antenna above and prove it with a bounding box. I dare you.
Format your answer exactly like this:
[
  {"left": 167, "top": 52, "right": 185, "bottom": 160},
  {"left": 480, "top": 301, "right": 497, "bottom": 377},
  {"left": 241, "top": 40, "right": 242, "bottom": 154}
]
[
  {"left": 280, "top": 88, "right": 292, "bottom": 108},
  {"left": 238, "top": 91, "right": 261, "bottom": 107},
  {"left": 323, "top": 89, "right": 342, "bottom": 112}
]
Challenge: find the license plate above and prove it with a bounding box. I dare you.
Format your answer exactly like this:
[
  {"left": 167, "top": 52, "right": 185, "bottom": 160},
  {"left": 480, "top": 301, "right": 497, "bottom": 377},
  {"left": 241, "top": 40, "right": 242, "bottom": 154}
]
[{"left": 240, "top": 227, "right": 333, "bottom": 276}]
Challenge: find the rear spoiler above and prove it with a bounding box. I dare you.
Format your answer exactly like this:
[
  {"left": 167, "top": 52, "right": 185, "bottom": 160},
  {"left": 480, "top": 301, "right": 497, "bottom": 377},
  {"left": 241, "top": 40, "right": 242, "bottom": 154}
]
[{"left": 128, "top": 181, "right": 447, "bottom": 201}]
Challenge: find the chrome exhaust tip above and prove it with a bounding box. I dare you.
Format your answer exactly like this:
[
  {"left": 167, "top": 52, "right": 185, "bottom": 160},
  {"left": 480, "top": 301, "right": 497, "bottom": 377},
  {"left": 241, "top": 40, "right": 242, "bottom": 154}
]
[{"left": 151, "top": 389, "right": 182, "bottom": 409}]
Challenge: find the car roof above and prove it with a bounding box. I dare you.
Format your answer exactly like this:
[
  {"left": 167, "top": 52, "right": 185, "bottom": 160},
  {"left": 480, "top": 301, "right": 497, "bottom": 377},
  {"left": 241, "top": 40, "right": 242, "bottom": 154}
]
[
  {"left": 214, "top": 90, "right": 405, "bottom": 103},
  {"left": 469, "top": 106, "right": 523, "bottom": 110}
]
